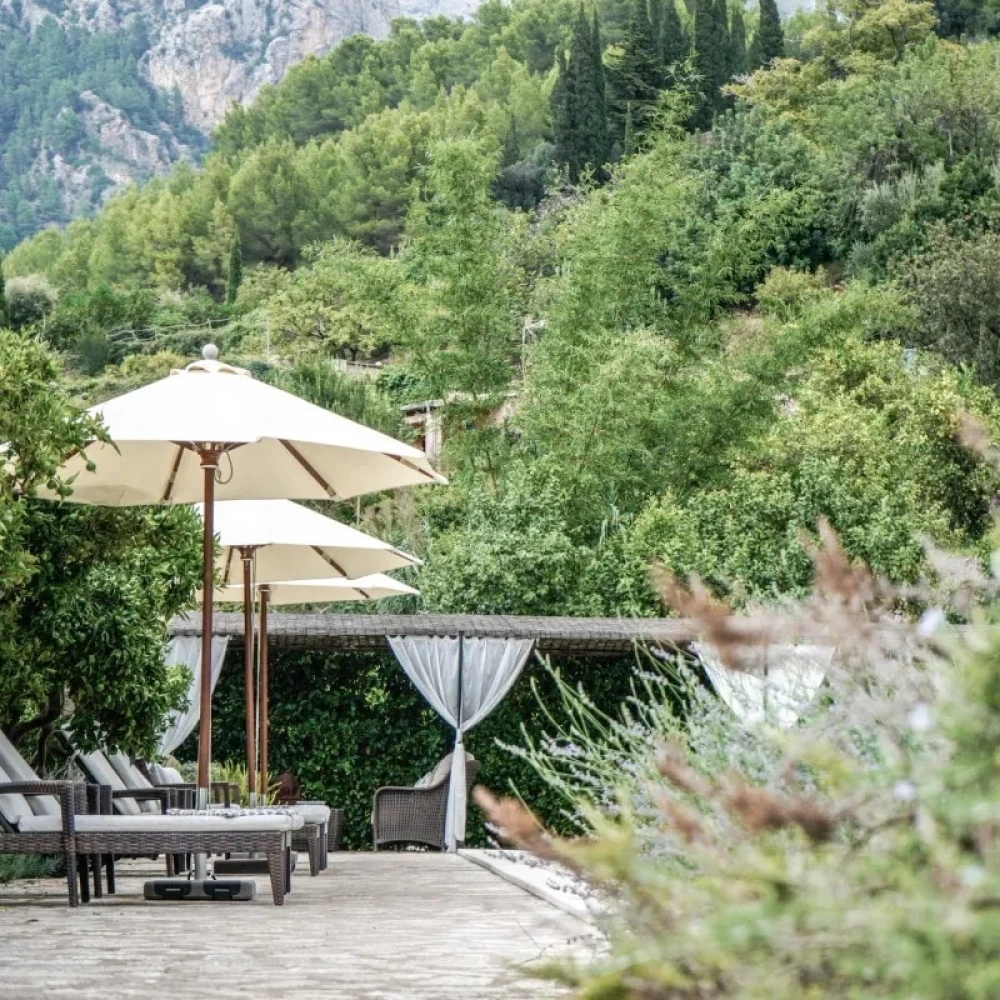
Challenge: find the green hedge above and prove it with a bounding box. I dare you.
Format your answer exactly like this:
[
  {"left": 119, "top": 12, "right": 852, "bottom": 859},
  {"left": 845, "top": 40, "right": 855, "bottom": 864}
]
[{"left": 178, "top": 647, "right": 636, "bottom": 849}]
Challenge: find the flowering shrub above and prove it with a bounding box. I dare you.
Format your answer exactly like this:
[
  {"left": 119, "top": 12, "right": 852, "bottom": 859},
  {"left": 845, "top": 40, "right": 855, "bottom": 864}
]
[{"left": 479, "top": 522, "right": 1000, "bottom": 998}]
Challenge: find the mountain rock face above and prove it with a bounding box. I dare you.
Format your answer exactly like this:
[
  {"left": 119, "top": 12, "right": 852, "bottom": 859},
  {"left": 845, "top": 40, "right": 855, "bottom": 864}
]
[
  {"left": 4, "top": 0, "right": 479, "bottom": 132},
  {"left": 0, "top": 0, "right": 478, "bottom": 246},
  {"left": 48, "top": 90, "right": 195, "bottom": 217},
  {"left": 142, "top": 0, "right": 397, "bottom": 131}
]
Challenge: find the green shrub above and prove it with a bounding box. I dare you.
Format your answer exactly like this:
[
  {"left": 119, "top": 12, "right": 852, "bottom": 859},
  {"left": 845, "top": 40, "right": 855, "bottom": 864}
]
[
  {"left": 0, "top": 854, "right": 57, "bottom": 884},
  {"left": 5, "top": 275, "right": 57, "bottom": 330},
  {"left": 181, "top": 647, "right": 637, "bottom": 849},
  {"left": 895, "top": 226, "right": 1000, "bottom": 392},
  {"left": 483, "top": 532, "right": 1000, "bottom": 998},
  {"left": 755, "top": 266, "right": 827, "bottom": 323}
]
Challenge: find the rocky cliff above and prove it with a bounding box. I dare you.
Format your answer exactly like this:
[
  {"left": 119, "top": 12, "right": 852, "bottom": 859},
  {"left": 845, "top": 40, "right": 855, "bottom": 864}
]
[
  {"left": 3, "top": 0, "right": 480, "bottom": 131},
  {"left": 142, "top": 0, "right": 398, "bottom": 131},
  {"left": 0, "top": 0, "right": 479, "bottom": 247}
]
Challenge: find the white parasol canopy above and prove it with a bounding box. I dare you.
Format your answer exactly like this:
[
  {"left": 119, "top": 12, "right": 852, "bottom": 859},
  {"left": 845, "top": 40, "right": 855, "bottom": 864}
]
[
  {"left": 55, "top": 351, "right": 445, "bottom": 506},
  {"left": 694, "top": 642, "right": 832, "bottom": 729},
  {"left": 212, "top": 574, "right": 419, "bottom": 605},
  {"left": 196, "top": 499, "right": 419, "bottom": 587}
]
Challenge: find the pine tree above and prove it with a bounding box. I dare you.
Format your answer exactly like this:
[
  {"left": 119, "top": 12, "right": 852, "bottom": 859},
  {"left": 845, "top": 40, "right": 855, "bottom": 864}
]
[
  {"left": 751, "top": 0, "right": 784, "bottom": 67},
  {"left": 226, "top": 231, "right": 243, "bottom": 307},
  {"left": 691, "top": 0, "right": 718, "bottom": 129},
  {"left": 661, "top": 0, "right": 687, "bottom": 74},
  {"left": 611, "top": 0, "right": 663, "bottom": 141},
  {"left": 729, "top": 5, "right": 748, "bottom": 77}
]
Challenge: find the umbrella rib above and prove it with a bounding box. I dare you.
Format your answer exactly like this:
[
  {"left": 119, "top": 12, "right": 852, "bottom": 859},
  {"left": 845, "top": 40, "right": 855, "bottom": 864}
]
[
  {"left": 223, "top": 546, "right": 234, "bottom": 586},
  {"left": 280, "top": 440, "right": 341, "bottom": 499},
  {"left": 311, "top": 545, "right": 349, "bottom": 577},
  {"left": 389, "top": 544, "right": 422, "bottom": 566},
  {"left": 388, "top": 454, "right": 438, "bottom": 481},
  {"left": 161, "top": 444, "right": 185, "bottom": 502}
]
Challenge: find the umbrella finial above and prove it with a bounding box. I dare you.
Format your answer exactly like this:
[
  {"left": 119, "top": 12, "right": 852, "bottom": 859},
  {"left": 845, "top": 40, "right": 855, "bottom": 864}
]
[{"left": 202, "top": 343, "right": 219, "bottom": 361}]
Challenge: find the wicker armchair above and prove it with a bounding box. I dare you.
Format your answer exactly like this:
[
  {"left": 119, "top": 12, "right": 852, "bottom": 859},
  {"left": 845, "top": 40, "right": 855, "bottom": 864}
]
[{"left": 372, "top": 755, "right": 480, "bottom": 851}]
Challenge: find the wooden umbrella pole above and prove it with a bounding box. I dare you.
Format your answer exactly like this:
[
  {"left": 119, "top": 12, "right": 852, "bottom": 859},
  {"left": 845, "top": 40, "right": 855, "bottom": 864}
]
[
  {"left": 197, "top": 447, "right": 221, "bottom": 795},
  {"left": 240, "top": 548, "right": 257, "bottom": 799},
  {"left": 259, "top": 585, "right": 271, "bottom": 795}
]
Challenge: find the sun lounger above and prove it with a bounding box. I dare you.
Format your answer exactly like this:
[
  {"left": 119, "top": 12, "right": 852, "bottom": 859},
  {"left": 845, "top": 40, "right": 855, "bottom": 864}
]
[{"left": 0, "top": 733, "right": 300, "bottom": 906}]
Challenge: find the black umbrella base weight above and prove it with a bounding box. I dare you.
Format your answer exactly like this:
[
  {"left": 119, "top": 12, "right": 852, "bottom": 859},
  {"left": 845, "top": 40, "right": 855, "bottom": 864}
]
[{"left": 143, "top": 879, "right": 256, "bottom": 902}]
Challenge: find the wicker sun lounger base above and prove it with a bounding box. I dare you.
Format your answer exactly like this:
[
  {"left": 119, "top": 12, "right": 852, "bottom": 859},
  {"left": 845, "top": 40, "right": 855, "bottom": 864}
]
[
  {"left": 0, "top": 781, "right": 84, "bottom": 906},
  {"left": 18, "top": 810, "right": 298, "bottom": 906},
  {"left": 74, "top": 828, "right": 293, "bottom": 904}
]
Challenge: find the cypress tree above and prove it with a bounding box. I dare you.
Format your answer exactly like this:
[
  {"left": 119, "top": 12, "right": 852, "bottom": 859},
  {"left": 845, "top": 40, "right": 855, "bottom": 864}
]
[
  {"left": 661, "top": 0, "right": 687, "bottom": 74},
  {"left": 751, "top": 0, "right": 784, "bottom": 66},
  {"left": 648, "top": 0, "right": 665, "bottom": 84},
  {"left": 729, "top": 5, "right": 748, "bottom": 77},
  {"left": 502, "top": 113, "right": 521, "bottom": 166},
  {"left": 713, "top": 0, "right": 731, "bottom": 93},
  {"left": 552, "top": 8, "right": 611, "bottom": 183},
  {"left": 551, "top": 47, "right": 572, "bottom": 170},
  {"left": 226, "top": 231, "right": 243, "bottom": 307},
  {"left": 0, "top": 253, "right": 6, "bottom": 328},
  {"left": 590, "top": 10, "right": 610, "bottom": 154},
  {"left": 611, "top": 0, "right": 662, "bottom": 140},
  {"left": 570, "top": 4, "right": 610, "bottom": 179},
  {"left": 691, "top": 0, "right": 717, "bottom": 129}
]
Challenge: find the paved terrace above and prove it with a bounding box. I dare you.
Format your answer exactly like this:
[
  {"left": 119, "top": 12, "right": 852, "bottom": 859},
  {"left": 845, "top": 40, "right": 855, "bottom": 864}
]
[{"left": 0, "top": 853, "right": 600, "bottom": 999}]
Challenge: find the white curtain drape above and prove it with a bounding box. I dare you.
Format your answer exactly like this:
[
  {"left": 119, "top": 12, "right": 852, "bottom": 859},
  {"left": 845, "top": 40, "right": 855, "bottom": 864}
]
[
  {"left": 389, "top": 635, "right": 534, "bottom": 850},
  {"left": 694, "top": 642, "right": 832, "bottom": 729},
  {"left": 158, "top": 635, "right": 230, "bottom": 755}
]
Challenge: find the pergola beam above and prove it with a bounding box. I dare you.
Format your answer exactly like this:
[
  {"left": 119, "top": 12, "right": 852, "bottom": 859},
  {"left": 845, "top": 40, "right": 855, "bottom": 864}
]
[{"left": 170, "top": 612, "right": 697, "bottom": 657}]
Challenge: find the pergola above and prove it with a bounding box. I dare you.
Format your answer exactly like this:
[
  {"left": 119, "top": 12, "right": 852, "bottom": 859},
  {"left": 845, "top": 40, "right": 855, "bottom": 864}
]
[
  {"left": 167, "top": 612, "right": 702, "bottom": 850},
  {"left": 169, "top": 612, "right": 697, "bottom": 657}
]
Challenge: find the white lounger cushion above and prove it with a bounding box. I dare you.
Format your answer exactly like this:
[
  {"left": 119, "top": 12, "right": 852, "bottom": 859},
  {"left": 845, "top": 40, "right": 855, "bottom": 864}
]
[
  {"left": 18, "top": 813, "right": 300, "bottom": 834},
  {"left": 0, "top": 732, "right": 60, "bottom": 816},
  {"left": 108, "top": 753, "right": 160, "bottom": 814},
  {"left": 288, "top": 804, "right": 330, "bottom": 825},
  {"left": 78, "top": 751, "right": 143, "bottom": 816},
  {"left": 0, "top": 761, "right": 33, "bottom": 829}
]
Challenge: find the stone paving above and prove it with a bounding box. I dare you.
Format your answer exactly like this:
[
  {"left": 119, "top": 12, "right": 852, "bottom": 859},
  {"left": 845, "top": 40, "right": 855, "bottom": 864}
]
[{"left": 0, "top": 852, "right": 602, "bottom": 999}]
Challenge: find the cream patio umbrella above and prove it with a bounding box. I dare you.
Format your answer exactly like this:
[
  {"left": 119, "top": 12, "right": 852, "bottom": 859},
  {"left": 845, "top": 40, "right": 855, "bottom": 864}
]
[
  {"left": 194, "top": 498, "right": 420, "bottom": 797},
  {"left": 210, "top": 574, "right": 420, "bottom": 605},
  {"left": 211, "top": 573, "right": 419, "bottom": 791},
  {"left": 49, "top": 346, "right": 444, "bottom": 800},
  {"left": 196, "top": 499, "right": 419, "bottom": 585}
]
